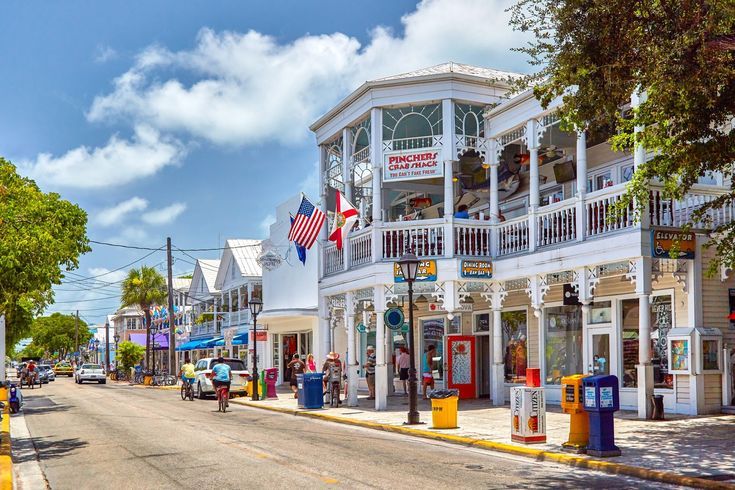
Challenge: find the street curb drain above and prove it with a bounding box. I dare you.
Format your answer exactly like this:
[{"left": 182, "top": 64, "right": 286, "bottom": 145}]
[{"left": 230, "top": 399, "right": 734, "bottom": 490}]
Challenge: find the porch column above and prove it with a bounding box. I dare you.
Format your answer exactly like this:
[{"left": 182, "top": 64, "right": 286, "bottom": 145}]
[
  {"left": 634, "top": 257, "right": 654, "bottom": 419},
  {"left": 319, "top": 145, "right": 329, "bottom": 280},
  {"left": 345, "top": 292, "right": 359, "bottom": 406},
  {"left": 370, "top": 107, "right": 383, "bottom": 224},
  {"left": 237, "top": 288, "right": 242, "bottom": 326},
  {"left": 318, "top": 294, "right": 330, "bottom": 365},
  {"left": 213, "top": 296, "right": 218, "bottom": 335},
  {"left": 575, "top": 129, "right": 587, "bottom": 242},
  {"left": 444, "top": 159, "right": 455, "bottom": 258},
  {"left": 343, "top": 127, "right": 353, "bottom": 203},
  {"left": 526, "top": 120, "right": 540, "bottom": 252},
  {"left": 374, "top": 287, "right": 388, "bottom": 410},
  {"left": 227, "top": 289, "right": 232, "bottom": 327},
  {"left": 492, "top": 308, "right": 504, "bottom": 405},
  {"left": 489, "top": 140, "right": 500, "bottom": 258},
  {"left": 631, "top": 90, "right": 648, "bottom": 170}
]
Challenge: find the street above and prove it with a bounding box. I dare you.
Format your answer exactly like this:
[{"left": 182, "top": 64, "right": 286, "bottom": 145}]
[{"left": 13, "top": 378, "right": 669, "bottom": 490}]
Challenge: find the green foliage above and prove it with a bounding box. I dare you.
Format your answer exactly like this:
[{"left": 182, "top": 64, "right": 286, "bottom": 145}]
[
  {"left": 194, "top": 312, "right": 213, "bottom": 325},
  {"left": 509, "top": 0, "right": 735, "bottom": 273},
  {"left": 120, "top": 266, "right": 167, "bottom": 367},
  {"left": 0, "top": 157, "right": 90, "bottom": 340},
  {"left": 177, "top": 274, "right": 193, "bottom": 279},
  {"left": 30, "top": 313, "right": 92, "bottom": 360},
  {"left": 117, "top": 340, "right": 145, "bottom": 371},
  {"left": 18, "top": 343, "right": 45, "bottom": 360}
]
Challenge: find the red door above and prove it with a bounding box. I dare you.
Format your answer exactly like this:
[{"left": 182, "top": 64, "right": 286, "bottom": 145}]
[{"left": 447, "top": 336, "right": 476, "bottom": 399}]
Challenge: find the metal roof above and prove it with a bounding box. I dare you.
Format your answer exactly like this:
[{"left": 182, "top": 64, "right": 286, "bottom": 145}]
[{"left": 373, "top": 62, "right": 522, "bottom": 82}]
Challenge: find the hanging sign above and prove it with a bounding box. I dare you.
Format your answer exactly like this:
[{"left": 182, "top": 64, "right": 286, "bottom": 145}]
[
  {"left": 356, "top": 322, "right": 367, "bottom": 333},
  {"left": 384, "top": 308, "right": 405, "bottom": 331},
  {"left": 249, "top": 330, "right": 268, "bottom": 342},
  {"left": 383, "top": 148, "right": 443, "bottom": 182},
  {"left": 729, "top": 289, "right": 735, "bottom": 329},
  {"left": 651, "top": 228, "right": 695, "bottom": 259},
  {"left": 394, "top": 259, "right": 437, "bottom": 283},
  {"left": 563, "top": 283, "right": 581, "bottom": 306},
  {"left": 460, "top": 260, "right": 493, "bottom": 279}
]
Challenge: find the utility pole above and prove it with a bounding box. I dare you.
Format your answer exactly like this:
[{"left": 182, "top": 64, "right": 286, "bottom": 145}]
[
  {"left": 105, "top": 319, "right": 110, "bottom": 373},
  {"left": 75, "top": 310, "right": 79, "bottom": 364},
  {"left": 167, "top": 237, "right": 176, "bottom": 376}
]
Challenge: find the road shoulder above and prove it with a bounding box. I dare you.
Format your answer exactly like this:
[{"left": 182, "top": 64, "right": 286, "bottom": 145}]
[{"left": 10, "top": 411, "right": 48, "bottom": 490}]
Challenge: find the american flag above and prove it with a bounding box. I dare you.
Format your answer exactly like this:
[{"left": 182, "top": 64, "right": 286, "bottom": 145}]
[{"left": 288, "top": 195, "right": 325, "bottom": 249}]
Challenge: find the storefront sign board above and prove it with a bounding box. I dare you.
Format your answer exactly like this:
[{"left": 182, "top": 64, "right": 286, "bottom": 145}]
[
  {"left": 394, "top": 260, "right": 437, "bottom": 283},
  {"left": 460, "top": 260, "right": 493, "bottom": 279},
  {"left": 384, "top": 308, "right": 405, "bottom": 331},
  {"left": 651, "top": 228, "right": 696, "bottom": 259},
  {"left": 383, "top": 148, "right": 443, "bottom": 182}
]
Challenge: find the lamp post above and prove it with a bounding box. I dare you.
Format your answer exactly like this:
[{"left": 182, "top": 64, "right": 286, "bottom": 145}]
[
  {"left": 94, "top": 339, "right": 100, "bottom": 364},
  {"left": 105, "top": 320, "right": 110, "bottom": 373},
  {"left": 397, "top": 252, "right": 421, "bottom": 425},
  {"left": 249, "top": 298, "right": 263, "bottom": 401},
  {"left": 150, "top": 324, "right": 159, "bottom": 373},
  {"left": 113, "top": 333, "right": 120, "bottom": 370}
]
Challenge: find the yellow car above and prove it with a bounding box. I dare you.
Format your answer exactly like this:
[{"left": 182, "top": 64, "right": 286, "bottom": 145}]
[{"left": 53, "top": 362, "right": 74, "bottom": 377}]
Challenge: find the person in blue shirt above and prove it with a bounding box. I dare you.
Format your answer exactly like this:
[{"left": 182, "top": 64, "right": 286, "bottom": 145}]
[
  {"left": 211, "top": 357, "right": 232, "bottom": 395},
  {"left": 454, "top": 204, "right": 470, "bottom": 219}
]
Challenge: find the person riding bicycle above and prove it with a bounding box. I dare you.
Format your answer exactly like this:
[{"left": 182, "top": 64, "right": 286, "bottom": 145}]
[
  {"left": 179, "top": 356, "right": 196, "bottom": 388},
  {"left": 26, "top": 360, "right": 37, "bottom": 383},
  {"left": 211, "top": 357, "right": 232, "bottom": 398}
]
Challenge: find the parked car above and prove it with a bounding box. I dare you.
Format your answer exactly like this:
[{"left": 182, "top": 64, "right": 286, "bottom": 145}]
[
  {"left": 193, "top": 358, "right": 250, "bottom": 399},
  {"left": 38, "top": 365, "right": 56, "bottom": 382},
  {"left": 75, "top": 363, "right": 106, "bottom": 384},
  {"left": 53, "top": 362, "right": 74, "bottom": 377},
  {"left": 38, "top": 367, "right": 50, "bottom": 384}
]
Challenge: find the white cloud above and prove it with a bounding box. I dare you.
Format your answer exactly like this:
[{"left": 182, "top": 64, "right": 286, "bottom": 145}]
[
  {"left": 87, "top": 0, "right": 529, "bottom": 146},
  {"left": 88, "top": 267, "right": 128, "bottom": 283},
  {"left": 259, "top": 213, "right": 275, "bottom": 237},
  {"left": 141, "top": 202, "right": 187, "bottom": 225},
  {"left": 106, "top": 226, "right": 150, "bottom": 246},
  {"left": 21, "top": 125, "right": 186, "bottom": 189},
  {"left": 96, "top": 197, "right": 149, "bottom": 226},
  {"left": 94, "top": 45, "right": 118, "bottom": 63}
]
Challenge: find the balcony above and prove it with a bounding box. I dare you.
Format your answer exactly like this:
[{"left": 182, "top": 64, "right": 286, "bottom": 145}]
[
  {"left": 322, "top": 183, "right": 733, "bottom": 276},
  {"left": 220, "top": 310, "right": 251, "bottom": 329},
  {"left": 190, "top": 320, "right": 218, "bottom": 338}
]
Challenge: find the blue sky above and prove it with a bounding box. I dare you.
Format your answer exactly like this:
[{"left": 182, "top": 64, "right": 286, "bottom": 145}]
[{"left": 0, "top": 0, "right": 530, "bottom": 325}]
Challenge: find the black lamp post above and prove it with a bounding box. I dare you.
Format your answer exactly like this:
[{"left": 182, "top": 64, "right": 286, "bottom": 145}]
[
  {"left": 249, "top": 298, "right": 263, "bottom": 401},
  {"left": 94, "top": 339, "right": 100, "bottom": 364},
  {"left": 150, "top": 324, "right": 159, "bottom": 373},
  {"left": 113, "top": 333, "right": 120, "bottom": 369},
  {"left": 105, "top": 320, "right": 110, "bottom": 373},
  {"left": 397, "top": 252, "right": 421, "bottom": 425}
]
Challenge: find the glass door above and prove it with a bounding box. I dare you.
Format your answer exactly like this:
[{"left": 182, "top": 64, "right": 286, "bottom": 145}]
[{"left": 588, "top": 331, "right": 611, "bottom": 375}]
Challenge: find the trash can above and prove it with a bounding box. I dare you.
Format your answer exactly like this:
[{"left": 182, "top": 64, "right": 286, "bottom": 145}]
[
  {"left": 429, "top": 389, "right": 459, "bottom": 429},
  {"left": 651, "top": 394, "right": 665, "bottom": 420},
  {"left": 300, "top": 372, "right": 324, "bottom": 409}
]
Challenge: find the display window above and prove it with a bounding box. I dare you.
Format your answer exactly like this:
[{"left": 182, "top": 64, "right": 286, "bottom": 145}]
[
  {"left": 420, "top": 318, "right": 445, "bottom": 380},
  {"left": 502, "top": 309, "right": 528, "bottom": 383},
  {"left": 544, "top": 305, "right": 583, "bottom": 384},
  {"left": 473, "top": 313, "right": 490, "bottom": 333}
]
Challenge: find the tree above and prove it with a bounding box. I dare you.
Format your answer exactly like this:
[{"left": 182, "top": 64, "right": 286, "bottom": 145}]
[
  {"left": 0, "top": 157, "right": 90, "bottom": 344},
  {"left": 17, "top": 343, "right": 45, "bottom": 360},
  {"left": 117, "top": 341, "right": 145, "bottom": 372},
  {"left": 120, "top": 266, "right": 166, "bottom": 369},
  {"left": 29, "top": 313, "right": 92, "bottom": 360},
  {"left": 509, "top": 0, "right": 735, "bottom": 272}
]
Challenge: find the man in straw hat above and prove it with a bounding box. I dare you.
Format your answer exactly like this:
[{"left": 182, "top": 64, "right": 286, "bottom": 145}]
[{"left": 322, "top": 352, "right": 342, "bottom": 407}]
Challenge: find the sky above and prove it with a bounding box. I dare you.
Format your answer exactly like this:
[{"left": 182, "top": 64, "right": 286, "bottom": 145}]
[{"left": 0, "top": 0, "right": 532, "bottom": 326}]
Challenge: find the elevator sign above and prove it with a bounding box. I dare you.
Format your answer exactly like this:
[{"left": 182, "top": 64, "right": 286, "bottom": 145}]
[
  {"left": 384, "top": 148, "right": 443, "bottom": 182},
  {"left": 651, "top": 228, "right": 695, "bottom": 259}
]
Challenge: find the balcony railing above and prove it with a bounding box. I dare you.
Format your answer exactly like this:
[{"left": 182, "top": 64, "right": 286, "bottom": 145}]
[
  {"left": 221, "top": 310, "right": 251, "bottom": 328},
  {"left": 321, "top": 183, "right": 734, "bottom": 276},
  {"left": 191, "top": 320, "right": 218, "bottom": 337}
]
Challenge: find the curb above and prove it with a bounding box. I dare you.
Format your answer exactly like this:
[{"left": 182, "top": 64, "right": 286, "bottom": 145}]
[
  {"left": 129, "top": 384, "right": 180, "bottom": 391},
  {"left": 230, "top": 399, "right": 733, "bottom": 490},
  {"left": 1, "top": 407, "right": 12, "bottom": 490}
]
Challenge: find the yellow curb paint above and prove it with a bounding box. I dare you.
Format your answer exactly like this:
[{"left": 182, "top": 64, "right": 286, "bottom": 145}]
[
  {"left": 230, "top": 400, "right": 735, "bottom": 490},
  {"left": 0, "top": 455, "right": 12, "bottom": 490}
]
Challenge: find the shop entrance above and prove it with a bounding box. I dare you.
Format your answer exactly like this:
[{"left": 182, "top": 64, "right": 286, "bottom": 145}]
[
  {"left": 279, "top": 332, "right": 313, "bottom": 382},
  {"left": 477, "top": 336, "right": 490, "bottom": 398}
]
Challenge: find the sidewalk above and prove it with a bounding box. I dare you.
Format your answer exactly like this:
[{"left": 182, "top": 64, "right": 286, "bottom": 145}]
[{"left": 232, "top": 387, "right": 735, "bottom": 489}]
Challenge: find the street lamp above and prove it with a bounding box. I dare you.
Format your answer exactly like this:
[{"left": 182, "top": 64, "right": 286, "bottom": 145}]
[
  {"left": 105, "top": 320, "right": 110, "bottom": 373},
  {"left": 397, "top": 252, "right": 421, "bottom": 425},
  {"left": 113, "top": 333, "right": 120, "bottom": 370},
  {"left": 150, "top": 324, "right": 159, "bottom": 373},
  {"left": 249, "top": 298, "right": 263, "bottom": 401},
  {"left": 94, "top": 339, "right": 100, "bottom": 364}
]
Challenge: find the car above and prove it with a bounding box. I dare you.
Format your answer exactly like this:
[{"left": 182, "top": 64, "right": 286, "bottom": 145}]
[
  {"left": 53, "top": 362, "right": 74, "bottom": 377},
  {"left": 193, "top": 358, "right": 250, "bottom": 399},
  {"left": 38, "top": 368, "right": 50, "bottom": 384},
  {"left": 38, "top": 365, "right": 56, "bottom": 382},
  {"left": 75, "top": 363, "right": 106, "bottom": 384}
]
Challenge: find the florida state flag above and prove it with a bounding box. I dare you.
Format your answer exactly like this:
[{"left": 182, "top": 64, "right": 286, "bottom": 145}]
[{"left": 328, "top": 191, "right": 359, "bottom": 250}]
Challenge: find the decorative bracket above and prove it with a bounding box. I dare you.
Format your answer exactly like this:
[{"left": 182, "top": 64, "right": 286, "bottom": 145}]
[
  {"left": 383, "top": 284, "right": 398, "bottom": 310},
  {"left": 721, "top": 265, "right": 732, "bottom": 282},
  {"left": 626, "top": 257, "right": 652, "bottom": 295},
  {"left": 522, "top": 119, "right": 546, "bottom": 150},
  {"left": 480, "top": 281, "right": 508, "bottom": 311},
  {"left": 673, "top": 259, "right": 688, "bottom": 293},
  {"left": 572, "top": 267, "right": 599, "bottom": 305},
  {"left": 525, "top": 275, "right": 550, "bottom": 318}
]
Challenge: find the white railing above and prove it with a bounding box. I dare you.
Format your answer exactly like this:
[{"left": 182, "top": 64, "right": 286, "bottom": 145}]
[
  {"left": 324, "top": 243, "right": 344, "bottom": 275},
  {"left": 192, "top": 320, "right": 217, "bottom": 337},
  {"left": 586, "top": 185, "right": 633, "bottom": 237},
  {"left": 497, "top": 216, "right": 529, "bottom": 256},
  {"left": 383, "top": 136, "right": 440, "bottom": 152},
  {"left": 350, "top": 228, "right": 373, "bottom": 266},
  {"left": 650, "top": 185, "right": 734, "bottom": 229},
  {"left": 536, "top": 201, "right": 577, "bottom": 248},
  {"left": 221, "top": 311, "right": 250, "bottom": 328},
  {"left": 351, "top": 146, "right": 370, "bottom": 165},
  {"left": 382, "top": 219, "right": 445, "bottom": 259},
  {"left": 454, "top": 219, "right": 492, "bottom": 257}
]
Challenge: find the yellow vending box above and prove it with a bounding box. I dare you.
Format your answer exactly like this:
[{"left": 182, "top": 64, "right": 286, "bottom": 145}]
[{"left": 561, "top": 374, "right": 589, "bottom": 452}]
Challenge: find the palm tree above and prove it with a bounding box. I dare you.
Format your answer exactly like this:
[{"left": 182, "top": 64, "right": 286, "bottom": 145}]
[{"left": 120, "top": 266, "right": 167, "bottom": 370}]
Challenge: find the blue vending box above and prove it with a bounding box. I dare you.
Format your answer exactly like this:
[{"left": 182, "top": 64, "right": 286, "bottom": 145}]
[
  {"left": 303, "top": 372, "right": 324, "bottom": 409},
  {"left": 582, "top": 375, "right": 621, "bottom": 457},
  {"left": 296, "top": 373, "right": 306, "bottom": 408}
]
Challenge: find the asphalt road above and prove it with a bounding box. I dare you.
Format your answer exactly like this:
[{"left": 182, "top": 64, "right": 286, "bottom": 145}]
[{"left": 16, "top": 378, "right": 668, "bottom": 490}]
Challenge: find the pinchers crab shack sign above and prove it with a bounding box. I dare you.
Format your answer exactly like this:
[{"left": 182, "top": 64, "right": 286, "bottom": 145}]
[{"left": 383, "top": 148, "right": 443, "bottom": 182}]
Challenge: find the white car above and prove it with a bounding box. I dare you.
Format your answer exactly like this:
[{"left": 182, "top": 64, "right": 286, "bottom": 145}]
[
  {"left": 75, "top": 363, "right": 107, "bottom": 384},
  {"left": 193, "top": 358, "right": 250, "bottom": 399},
  {"left": 39, "top": 365, "right": 56, "bottom": 382}
]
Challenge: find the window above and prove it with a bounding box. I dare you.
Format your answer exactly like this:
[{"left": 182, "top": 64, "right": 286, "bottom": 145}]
[
  {"left": 621, "top": 164, "right": 634, "bottom": 183},
  {"left": 447, "top": 315, "right": 461, "bottom": 335},
  {"left": 421, "top": 318, "right": 445, "bottom": 381},
  {"left": 540, "top": 186, "right": 564, "bottom": 206},
  {"left": 126, "top": 318, "right": 138, "bottom": 329},
  {"left": 544, "top": 305, "right": 583, "bottom": 385},
  {"left": 195, "top": 360, "right": 206, "bottom": 371},
  {"left": 589, "top": 301, "right": 612, "bottom": 324},
  {"left": 502, "top": 310, "right": 528, "bottom": 383},
  {"left": 474, "top": 313, "right": 490, "bottom": 333},
  {"left": 621, "top": 295, "right": 674, "bottom": 389}
]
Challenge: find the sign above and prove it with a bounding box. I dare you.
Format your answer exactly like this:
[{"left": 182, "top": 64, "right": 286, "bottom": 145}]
[
  {"left": 400, "top": 323, "right": 409, "bottom": 333},
  {"left": 600, "top": 387, "right": 614, "bottom": 408},
  {"left": 460, "top": 260, "right": 493, "bottom": 279},
  {"left": 383, "top": 148, "right": 443, "bottom": 182},
  {"left": 384, "top": 308, "right": 405, "bottom": 331},
  {"left": 563, "top": 283, "right": 581, "bottom": 306},
  {"left": 584, "top": 386, "right": 596, "bottom": 408},
  {"left": 651, "top": 228, "right": 695, "bottom": 259},
  {"left": 249, "top": 330, "right": 268, "bottom": 342},
  {"left": 729, "top": 289, "right": 735, "bottom": 330},
  {"left": 394, "top": 259, "right": 437, "bottom": 283},
  {"left": 510, "top": 386, "right": 547, "bottom": 444},
  {"left": 356, "top": 322, "right": 367, "bottom": 333}
]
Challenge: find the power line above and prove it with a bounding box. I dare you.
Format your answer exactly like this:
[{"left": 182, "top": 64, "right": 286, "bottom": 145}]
[
  {"left": 90, "top": 238, "right": 262, "bottom": 252},
  {"left": 51, "top": 294, "right": 121, "bottom": 304},
  {"left": 89, "top": 240, "right": 164, "bottom": 251},
  {"left": 62, "top": 249, "right": 164, "bottom": 284}
]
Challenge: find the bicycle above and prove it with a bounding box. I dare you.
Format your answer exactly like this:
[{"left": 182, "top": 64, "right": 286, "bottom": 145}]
[
  {"left": 216, "top": 384, "right": 229, "bottom": 412},
  {"left": 180, "top": 378, "right": 195, "bottom": 401}
]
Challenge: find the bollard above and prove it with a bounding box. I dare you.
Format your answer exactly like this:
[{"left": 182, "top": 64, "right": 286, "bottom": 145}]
[
  {"left": 510, "top": 368, "right": 546, "bottom": 444},
  {"left": 582, "top": 375, "right": 621, "bottom": 457},
  {"left": 560, "top": 374, "right": 589, "bottom": 453}
]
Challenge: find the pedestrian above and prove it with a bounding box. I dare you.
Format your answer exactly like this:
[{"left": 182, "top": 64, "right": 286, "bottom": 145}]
[
  {"left": 286, "top": 354, "right": 306, "bottom": 398},
  {"left": 321, "top": 352, "right": 342, "bottom": 407},
  {"left": 422, "top": 345, "right": 436, "bottom": 399},
  {"left": 396, "top": 346, "right": 410, "bottom": 395},
  {"left": 305, "top": 353, "right": 317, "bottom": 373},
  {"left": 364, "top": 345, "right": 376, "bottom": 400}
]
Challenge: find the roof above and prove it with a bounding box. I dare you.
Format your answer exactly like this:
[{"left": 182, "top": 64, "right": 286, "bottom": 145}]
[
  {"left": 170, "top": 277, "right": 192, "bottom": 292},
  {"left": 214, "top": 239, "right": 262, "bottom": 289},
  {"left": 198, "top": 259, "right": 220, "bottom": 292},
  {"left": 373, "top": 62, "right": 522, "bottom": 83},
  {"left": 310, "top": 62, "right": 523, "bottom": 133}
]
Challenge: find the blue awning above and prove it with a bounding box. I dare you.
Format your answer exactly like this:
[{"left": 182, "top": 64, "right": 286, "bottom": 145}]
[
  {"left": 214, "top": 334, "right": 248, "bottom": 347},
  {"left": 175, "top": 337, "right": 214, "bottom": 351},
  {"left": 198, "top": 337, "right": 223, "bottom": 348}
]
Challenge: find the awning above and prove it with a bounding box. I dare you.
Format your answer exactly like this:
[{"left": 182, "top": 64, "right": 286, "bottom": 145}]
[
  {"left": 198, "top": 337, "right": 223, "bottom": 348},
  {"left": 129, "top": 333, "right": 169, "bottom": 350},
  {"left": 214, "top": 334, "right": 248, "bottom": 347},
  {"left": 175, "top": 338, "right": 208, "bottom": 351}
]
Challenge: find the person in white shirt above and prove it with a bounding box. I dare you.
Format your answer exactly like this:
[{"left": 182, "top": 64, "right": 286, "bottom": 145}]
[{"left": 396, "top": 346, "right": 410, "bottom": 395}]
